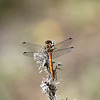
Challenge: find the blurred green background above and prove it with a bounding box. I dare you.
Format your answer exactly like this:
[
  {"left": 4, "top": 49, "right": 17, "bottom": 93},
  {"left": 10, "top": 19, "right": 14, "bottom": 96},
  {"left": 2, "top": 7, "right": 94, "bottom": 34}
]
[{"left": 0, "top": 0, "right": 100, "bottom": 100}]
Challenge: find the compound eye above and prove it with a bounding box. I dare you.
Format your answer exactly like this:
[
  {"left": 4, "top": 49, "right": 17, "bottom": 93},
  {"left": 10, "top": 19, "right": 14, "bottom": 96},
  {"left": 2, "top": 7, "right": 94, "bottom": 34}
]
[{"left": 45, "top": 40, "right": 51, "bottom": 44}]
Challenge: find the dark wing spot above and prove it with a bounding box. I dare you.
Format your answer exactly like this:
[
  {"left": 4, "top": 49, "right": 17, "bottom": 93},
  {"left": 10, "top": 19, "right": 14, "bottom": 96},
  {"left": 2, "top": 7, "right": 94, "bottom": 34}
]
[
  {"left": 22, "top": 42, "right": 26, "bottom": 44},
  {"left": 71, "top": 47, "right": 74, "bottom": 48},
  {"left": 69, "top": 38, "right": 72, "bottom": 39},
  {"left": 23, "top": 52, "right": 27, "bottom": 54}
]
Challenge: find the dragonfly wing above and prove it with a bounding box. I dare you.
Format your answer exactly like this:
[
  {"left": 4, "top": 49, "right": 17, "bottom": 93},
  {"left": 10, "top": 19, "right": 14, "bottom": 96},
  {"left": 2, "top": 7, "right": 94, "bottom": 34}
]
[
  {"left": 52, "top": 47, "right": 74, "bottom": 59},
  {"left": 22, "top": 42, "right": 42, "bottom": 52},
  {"left": 23, "top": 52, "right": 34, "bottom": 57},
  {"left": 54, "top": 38, "right": 73, "bottom": 49}
]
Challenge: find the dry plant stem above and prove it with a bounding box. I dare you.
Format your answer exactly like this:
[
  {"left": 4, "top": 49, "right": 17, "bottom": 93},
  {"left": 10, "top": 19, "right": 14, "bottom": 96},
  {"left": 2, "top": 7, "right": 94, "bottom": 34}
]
[{"left": 34, "top": 47, "right": 61, "bottom": 100}]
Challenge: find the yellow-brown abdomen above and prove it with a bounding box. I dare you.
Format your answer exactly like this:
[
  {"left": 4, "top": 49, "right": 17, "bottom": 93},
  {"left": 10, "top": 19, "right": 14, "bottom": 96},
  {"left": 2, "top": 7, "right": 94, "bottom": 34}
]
[{"left": 49, "top": 53, "right": 54, "bottom": 80}]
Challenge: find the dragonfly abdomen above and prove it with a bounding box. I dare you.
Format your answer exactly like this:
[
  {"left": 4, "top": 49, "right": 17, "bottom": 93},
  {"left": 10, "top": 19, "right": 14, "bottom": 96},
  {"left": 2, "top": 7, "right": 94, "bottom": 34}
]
[{"left": 49, "top": 53, "right": 54, "bottom": 80}]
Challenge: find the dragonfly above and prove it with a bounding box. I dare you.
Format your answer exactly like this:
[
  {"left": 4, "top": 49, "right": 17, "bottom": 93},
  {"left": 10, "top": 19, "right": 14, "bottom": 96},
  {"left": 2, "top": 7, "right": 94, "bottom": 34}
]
[{"left": 22, "top": 38, "right": 74, "bottom": 80}]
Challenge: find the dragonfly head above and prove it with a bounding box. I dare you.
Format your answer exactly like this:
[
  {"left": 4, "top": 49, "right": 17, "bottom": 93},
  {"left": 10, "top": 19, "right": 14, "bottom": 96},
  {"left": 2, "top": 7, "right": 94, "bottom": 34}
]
[
  {"left": 45, "top": 40, "right": 55, "bottom": 53},
  {"left": 45, "top": 40, "right": 55, "bottom": 46},
  {"left": 45, "top": 40, "right": 52, "bottom": 45}
]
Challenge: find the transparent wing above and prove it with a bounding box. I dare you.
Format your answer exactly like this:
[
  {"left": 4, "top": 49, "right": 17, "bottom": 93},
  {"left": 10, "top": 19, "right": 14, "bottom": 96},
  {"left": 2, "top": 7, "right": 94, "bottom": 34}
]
[
  {"left": 22, "top": 42, "right": 42, "bottom": 52},
  {"left": 54, "top": 38, "right": 73, "bottom": 49},
  {"left": 23, "top": 52, "right": 34, "bottom": 57},
  {"left": 52, "top": 47, "right": 74, "bottom": 59}
]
